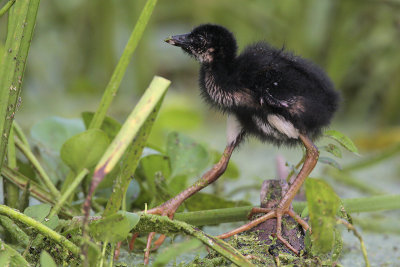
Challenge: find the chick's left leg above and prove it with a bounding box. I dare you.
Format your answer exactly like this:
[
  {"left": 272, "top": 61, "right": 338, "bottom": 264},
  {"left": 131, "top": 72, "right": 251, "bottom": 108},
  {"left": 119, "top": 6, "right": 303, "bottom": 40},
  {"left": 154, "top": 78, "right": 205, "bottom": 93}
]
[
  {"left": 217, "top": 134, "right": 318, "bottom": 255},
  {"left": 133, "top": 122, "right": 244, "bottom": 264}
]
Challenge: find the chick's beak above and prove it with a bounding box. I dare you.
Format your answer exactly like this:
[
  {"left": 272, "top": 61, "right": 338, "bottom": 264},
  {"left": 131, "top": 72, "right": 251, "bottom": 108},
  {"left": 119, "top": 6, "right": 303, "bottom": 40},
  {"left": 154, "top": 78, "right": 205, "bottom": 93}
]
[{"left": 164, "top": 33, "right": 190, "bottom": 47}]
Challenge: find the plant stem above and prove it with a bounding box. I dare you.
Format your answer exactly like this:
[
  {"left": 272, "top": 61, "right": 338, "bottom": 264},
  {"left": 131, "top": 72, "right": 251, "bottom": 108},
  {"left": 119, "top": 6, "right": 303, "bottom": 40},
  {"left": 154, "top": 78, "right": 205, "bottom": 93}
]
[
  {"left": 15, "top": 138, "right": 60, "bottom": 198},
  {"left": 342, "top": 143, "right": 400, "bottom": 172},
  {"left": 88, "top": 0, "right": 158, "bottom": 130},
  {"left": 13, "top": 121, "right": 30, "bottom": 147},
  {"left": 50, "top": 169, "right": 89, "bottom": 217},
  {"left": 0, "top": 205, "right": 80, "bottom": 256},
  {"left": 1, "top": 166, "right": 74, "bottom": 217},
  {"left": 337, "top": 218, "right": 370, "bottom": 267},
  {"left": 4, "top": 126, "right": 19, "bottom": 208},
  {"left": 0, "top": 0, "right": 40, "bottom": 173},
  {"left": 326, "top": 168, "right": 384, "bottom": 195},
  {"left": 0, "top": 215, "right": 30, "bottom": 246},
  {"left": 132, "top": 213, "right": 254, "bottom": 267},
  {"left": 0, "top": 0, "right": 15, "bottom": 17},
  {"left": 173, "top": 195, "right": 400, "bottom": 226}
]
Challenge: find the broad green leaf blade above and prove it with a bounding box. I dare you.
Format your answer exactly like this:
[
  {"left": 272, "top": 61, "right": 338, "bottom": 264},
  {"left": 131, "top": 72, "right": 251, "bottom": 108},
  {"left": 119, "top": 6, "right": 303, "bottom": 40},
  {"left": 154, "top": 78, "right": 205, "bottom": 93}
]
[
  {"left": 167, "top": 132, "right": 209, "bottom": 177},
  {"left": 153, "top": 239, "right": 202, "bottom": 267},
  {"left": 88, "top": 0, "right": 158, "bottom": 129},
  {"left": 23, "top": 203, "right": 59, "bottom": 229},
  {"left": 89, "top": 211, "right": 140, "bottom": 243},
  {"left": 324, "top": 130, "right": 359, "bottom": 154},
  {"left": 24, "top": 203, "right": 51, "bottom": 222},
  {"left": 31, "top": 117, "right": 85, "bottom": 152},
  {"left": 43, "top": 214, "right": 59, "bottom": 230},
  {"left": 30, "top": 116, "right": 85, "bottom": 183},
  {"left": 95, "top": 76, "right": 170, "bottom": 217},
  {"left": 320, "top": 143, "right": 342, "bottom": 158},
  {"left": 305, "top": 178, "right": 340, "bottom": 254},
  {"left": 60, "top": 129, "right": 110, "bottom": 173},
  {"left": 136, "top": 154, "right": 171, "bottom": 196},
  {"left": 318, "top": 156, "right": 342, "bottom": 170},
  {"left": 82, "top": 112, "right": 121, "bottom": 140},
  {"left": 40, "top": 251, "right": 57, "bottom": 267}
]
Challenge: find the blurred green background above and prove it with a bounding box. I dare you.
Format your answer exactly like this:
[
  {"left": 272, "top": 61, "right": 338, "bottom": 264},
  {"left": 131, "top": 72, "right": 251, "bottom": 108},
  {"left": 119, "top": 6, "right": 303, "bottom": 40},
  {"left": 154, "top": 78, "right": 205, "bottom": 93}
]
[
  {"left": 1, "top": 0, "right": 400, "bottom": 264},
  {"left": 1, "top": 0, "right": 399, "bottom": 136}
]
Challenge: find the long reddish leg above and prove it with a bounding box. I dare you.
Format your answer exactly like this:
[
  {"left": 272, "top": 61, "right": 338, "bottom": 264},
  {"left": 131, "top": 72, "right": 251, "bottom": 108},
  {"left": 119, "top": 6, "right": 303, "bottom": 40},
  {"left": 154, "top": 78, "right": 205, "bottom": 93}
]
[
  {"left": 138, "top": 130, "right": 244, "bottom": 264},
  {"left": 217, "top": 134, "right": 318, "bottom": 255}
]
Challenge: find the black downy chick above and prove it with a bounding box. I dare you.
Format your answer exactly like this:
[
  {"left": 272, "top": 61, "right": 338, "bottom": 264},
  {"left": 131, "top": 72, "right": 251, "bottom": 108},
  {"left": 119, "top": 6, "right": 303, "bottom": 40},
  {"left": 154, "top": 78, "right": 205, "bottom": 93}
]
[
  {"left": 166, "top": 24, "right": 339, "bottom": 146},
  {"left": 139, "top": 24, "right": 340, "bottom": 263}
]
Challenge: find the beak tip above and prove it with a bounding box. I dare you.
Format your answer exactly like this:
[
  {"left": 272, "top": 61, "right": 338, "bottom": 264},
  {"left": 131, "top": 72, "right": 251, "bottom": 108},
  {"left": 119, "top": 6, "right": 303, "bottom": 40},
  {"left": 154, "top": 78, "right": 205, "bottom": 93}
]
[
  {"left": 164, "top": 37, "right": 177, "bottom": 46},
  {"left": 164, "top": 33, "right": 189, "bottom": 47}
]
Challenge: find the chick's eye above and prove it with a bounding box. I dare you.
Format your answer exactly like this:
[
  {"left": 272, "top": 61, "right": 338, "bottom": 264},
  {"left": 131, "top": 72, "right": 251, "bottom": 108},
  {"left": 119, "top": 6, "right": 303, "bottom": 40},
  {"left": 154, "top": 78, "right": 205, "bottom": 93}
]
[{"left": 198, "top": 35, "right": 206, "bottom": 44}]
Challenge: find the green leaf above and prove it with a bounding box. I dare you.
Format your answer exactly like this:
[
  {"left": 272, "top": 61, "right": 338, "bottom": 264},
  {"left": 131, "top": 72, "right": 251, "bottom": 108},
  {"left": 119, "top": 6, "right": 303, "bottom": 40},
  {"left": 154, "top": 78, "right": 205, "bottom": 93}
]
[
  {"left": 31, "top": 116, "right": 85, "bottom": 152},
  {"left": 136, "top": 154, "right": 171, "bottom": 195},
  {"left": 305, "top": 178, "right": 340, "bottom": 255},
  {"left": 167, "top": 132, "right": 209, "bottom": 177},
  {"left": 24, "top": 203, "right": 51, "bottom": 222},
  {"left": 153, "top": 239, "right": 202, "bottom": 267},
  {"left": 30, "top": 116, "right": 85, "bottom": 183},
  {"left": 185, "top": 193, "right": 251, "bottom": 212},
  {"left": 23, "top": 203, "right": 59, "bottom": 229},
  {"left": 319, "top": 156, "right": 342, "bottom": 170},
  {"left": 89, "top": 211, "right": 140, "bottom": 243},
  {"left": 40, "top": 251, "right": 57, "bottom": 267},
  {"left": 42, "top": 214, "right": 59, "bottom": 230},
  {"left": 82, "top": 112, "right": 121, "bottom": 140},
  {"left": 324, "top": 130, "right": 359, "bottom": 154},
  {"left": 60, "top": 129, "right": 110, "bottom": 172},
  {"left": 320, "top": 143, "right": 342, "bottom": 158}
]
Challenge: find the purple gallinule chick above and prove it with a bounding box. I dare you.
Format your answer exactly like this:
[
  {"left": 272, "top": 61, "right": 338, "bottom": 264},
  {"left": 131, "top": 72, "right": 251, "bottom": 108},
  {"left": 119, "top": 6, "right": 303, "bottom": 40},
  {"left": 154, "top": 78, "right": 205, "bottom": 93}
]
[{"left": 140, "top": 24, "right": 339, "bottom": 262}]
